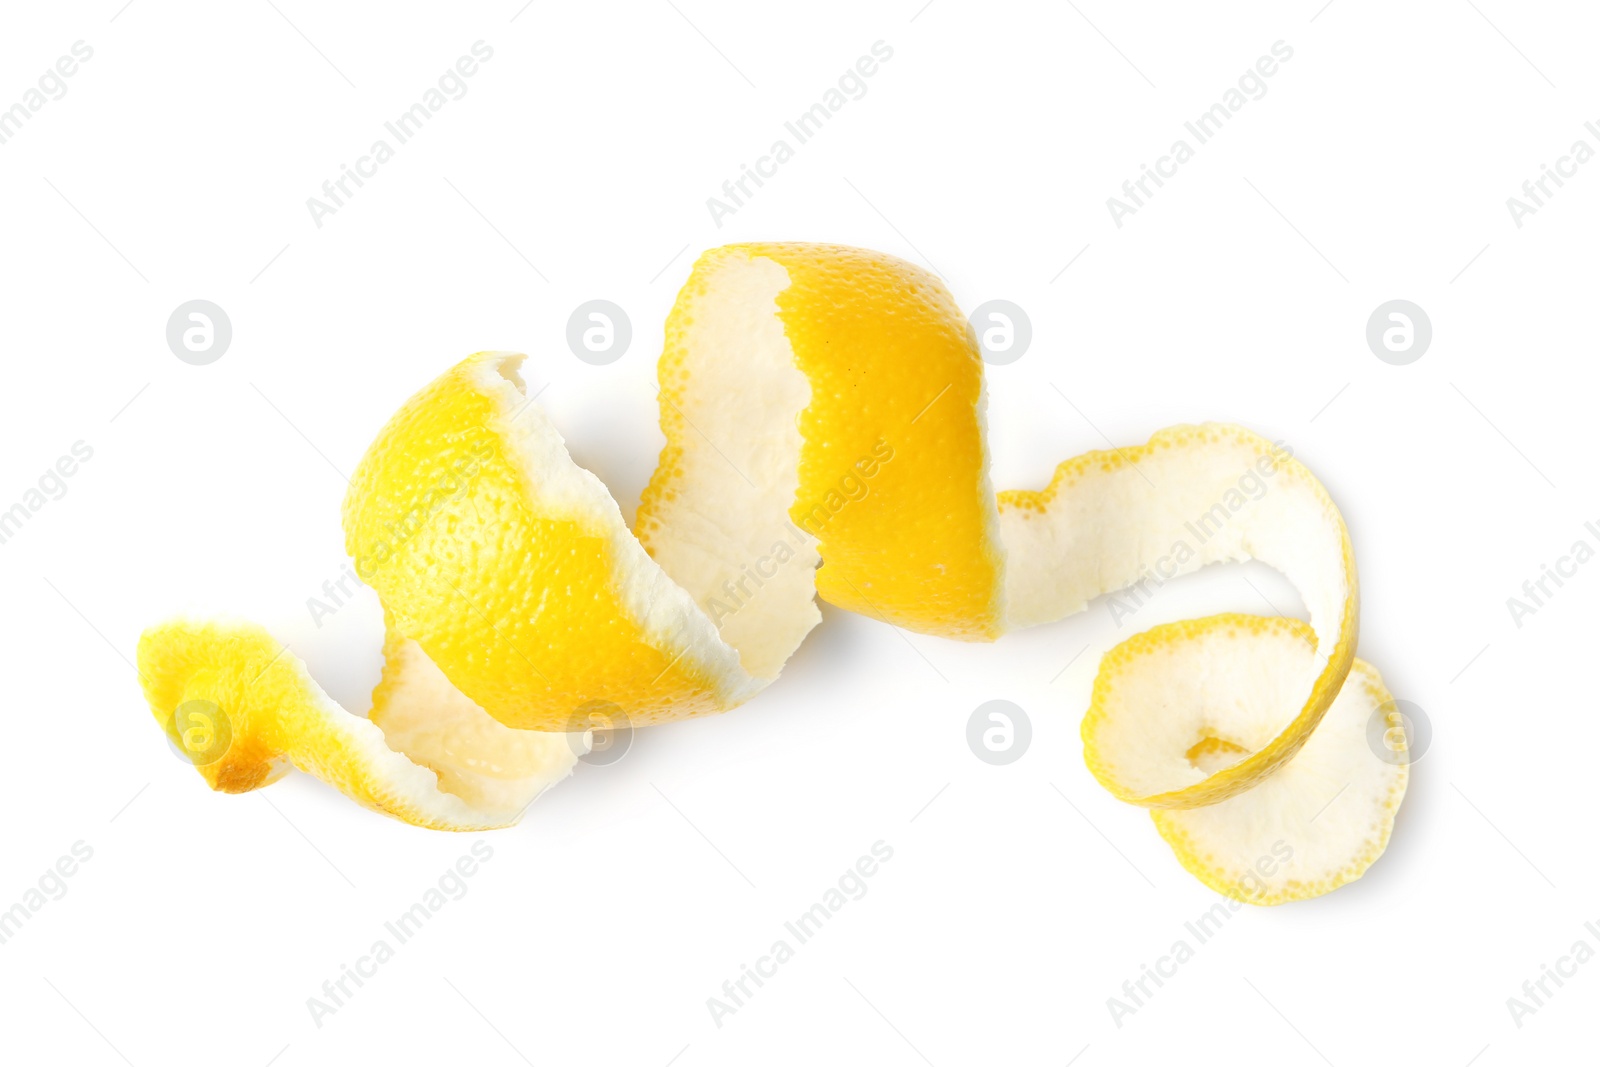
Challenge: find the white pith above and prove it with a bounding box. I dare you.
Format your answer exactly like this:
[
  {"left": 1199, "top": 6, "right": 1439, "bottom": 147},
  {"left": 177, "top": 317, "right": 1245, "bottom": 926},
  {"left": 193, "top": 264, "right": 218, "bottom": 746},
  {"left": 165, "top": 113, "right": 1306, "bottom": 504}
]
[
  {"left": 1150, "top": 636, "right": 1407, "bottom": 905},
  {"left": 1000, "top": 429, "right": 1351, "bottom": 800},
  {"left": 370, "top": 632, "right": 585, "bottom": 817},
  {"left": 635, "top": 252, "right": 824, "bottom": 681}
]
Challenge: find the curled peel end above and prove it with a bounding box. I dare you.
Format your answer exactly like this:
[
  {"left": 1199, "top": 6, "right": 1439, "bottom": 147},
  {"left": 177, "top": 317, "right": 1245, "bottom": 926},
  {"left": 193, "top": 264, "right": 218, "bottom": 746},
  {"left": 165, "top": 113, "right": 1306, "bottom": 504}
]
[
  {"left": 136, "top": 618, "right": 581, "bottom": 832},
  {"left": 1148, "top": 628, "right": 1407, "bottom": 905},
  {"left": 1082, "top": 609, "right": 1359, "bottom": 812},
  {"left": 1013, "top": 425, "right": 1359, "bottom": 812},
  {"left": 138, "top": 619, "right": 295, "bottom": 794}
]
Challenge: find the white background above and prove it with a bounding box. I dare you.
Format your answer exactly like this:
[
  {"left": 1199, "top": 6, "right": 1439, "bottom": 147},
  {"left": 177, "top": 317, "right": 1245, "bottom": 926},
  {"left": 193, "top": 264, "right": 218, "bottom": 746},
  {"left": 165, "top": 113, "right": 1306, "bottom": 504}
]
[{"left": 0, "top": 1, "right": 1592, "bottom": 1063}]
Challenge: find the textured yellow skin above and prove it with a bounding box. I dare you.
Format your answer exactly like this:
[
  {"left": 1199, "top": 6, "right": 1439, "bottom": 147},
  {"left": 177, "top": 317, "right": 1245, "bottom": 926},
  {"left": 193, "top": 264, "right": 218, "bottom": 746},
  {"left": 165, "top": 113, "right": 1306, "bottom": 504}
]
[
  {"left": 639, "top": 244, "right": 1004, "bottom": 641},
  {"left": 137, "top": 619, "right": 524, "bottom": 830},
  {"left": 342, "top": 357, "right": 721, "bottom": 730},
  {"left": 138, "top": 621, "right": 292, "bottom": 794}
]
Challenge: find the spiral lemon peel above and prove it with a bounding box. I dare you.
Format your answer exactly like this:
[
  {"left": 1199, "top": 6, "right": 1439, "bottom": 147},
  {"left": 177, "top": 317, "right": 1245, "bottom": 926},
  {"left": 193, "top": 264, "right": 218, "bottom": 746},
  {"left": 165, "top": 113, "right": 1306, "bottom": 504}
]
[{"left": 137, "top": 243, "right": 1405, "bottom": 900}]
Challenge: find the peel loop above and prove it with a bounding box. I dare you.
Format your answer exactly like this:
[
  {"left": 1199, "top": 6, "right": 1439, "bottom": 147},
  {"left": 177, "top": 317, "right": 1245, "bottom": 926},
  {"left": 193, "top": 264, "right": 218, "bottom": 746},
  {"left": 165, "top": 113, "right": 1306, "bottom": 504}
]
[{"left": 998, "top": 425, "right": 1359, "bottom": 809}]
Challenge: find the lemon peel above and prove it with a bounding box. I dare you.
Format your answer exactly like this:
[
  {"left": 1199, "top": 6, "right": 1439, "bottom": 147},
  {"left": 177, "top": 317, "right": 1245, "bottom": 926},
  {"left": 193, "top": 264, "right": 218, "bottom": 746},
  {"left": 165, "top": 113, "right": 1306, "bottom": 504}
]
[
  {"left": 136, "top": 243, "right": 1405, "bottom": 900},
  {"left": 1145, "top": 617, "right": 1407, "bottom": 905},
  {"left": 138, "top": 618, "right": 579, "bottom": 830}
]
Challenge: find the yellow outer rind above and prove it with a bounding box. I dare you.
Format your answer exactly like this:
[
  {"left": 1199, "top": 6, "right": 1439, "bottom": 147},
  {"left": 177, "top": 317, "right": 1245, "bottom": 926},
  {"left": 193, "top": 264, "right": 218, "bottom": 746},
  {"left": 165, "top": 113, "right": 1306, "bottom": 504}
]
[
  {"left": 341, "top": 355, "right": 725, "bottom": 730},
  {"left": 137, "top": 618, "right": 522, "bottom": 831},
  {"left": 640, "top": 243, "right": 1005, "bottom": 642}
]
